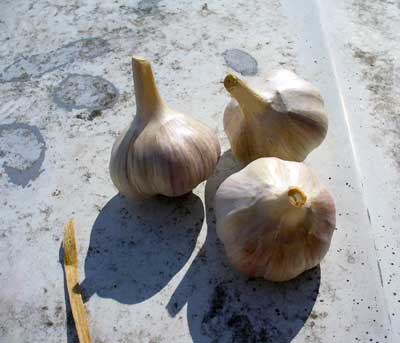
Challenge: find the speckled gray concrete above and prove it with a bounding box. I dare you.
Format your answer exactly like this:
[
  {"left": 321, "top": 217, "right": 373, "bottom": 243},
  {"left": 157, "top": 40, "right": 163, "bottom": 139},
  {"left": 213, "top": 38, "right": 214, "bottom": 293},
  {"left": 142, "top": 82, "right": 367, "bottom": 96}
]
[{"left": 0, "top": 0, "right": 397, "bottom": 342}]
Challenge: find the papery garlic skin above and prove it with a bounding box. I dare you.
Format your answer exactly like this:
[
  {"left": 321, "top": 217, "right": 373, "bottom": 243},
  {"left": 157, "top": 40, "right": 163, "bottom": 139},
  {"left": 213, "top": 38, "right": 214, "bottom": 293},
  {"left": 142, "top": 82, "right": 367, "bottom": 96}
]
[
  {"left": 215, "top": 157, "right": 335, "bottom": 282},
  {"left": 109, "top": 57, "right": 221, "bottom": 199},
  {"left": 223, "top": 70, "right": 328, "bottom": 164}
]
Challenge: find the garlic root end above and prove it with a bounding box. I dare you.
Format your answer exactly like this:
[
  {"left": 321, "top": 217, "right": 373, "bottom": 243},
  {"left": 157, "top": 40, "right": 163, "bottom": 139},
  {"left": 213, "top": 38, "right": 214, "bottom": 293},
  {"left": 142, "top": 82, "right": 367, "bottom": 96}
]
[{"left": 288, "top": 187, "right": 307, "bottom": 207}]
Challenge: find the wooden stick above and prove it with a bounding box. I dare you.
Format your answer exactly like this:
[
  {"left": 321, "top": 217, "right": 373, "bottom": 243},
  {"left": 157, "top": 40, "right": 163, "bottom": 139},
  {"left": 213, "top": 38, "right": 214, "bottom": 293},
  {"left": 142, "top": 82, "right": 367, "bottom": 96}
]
[{"left": 63, "top": 218, "right": 91, "bottom": 343}]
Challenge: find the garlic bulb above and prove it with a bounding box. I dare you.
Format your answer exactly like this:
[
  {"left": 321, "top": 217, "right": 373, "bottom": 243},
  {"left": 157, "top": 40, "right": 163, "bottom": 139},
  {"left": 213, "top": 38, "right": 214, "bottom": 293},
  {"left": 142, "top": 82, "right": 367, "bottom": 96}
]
[
  {"left": 215, "top": 157, "right": 335, "bottom": 282},
  {"left": 109, "top": 57, "right": 221, "bottom": 199},
  {"left": 223, "top": 70, "right": 328, "bottom": 164}
]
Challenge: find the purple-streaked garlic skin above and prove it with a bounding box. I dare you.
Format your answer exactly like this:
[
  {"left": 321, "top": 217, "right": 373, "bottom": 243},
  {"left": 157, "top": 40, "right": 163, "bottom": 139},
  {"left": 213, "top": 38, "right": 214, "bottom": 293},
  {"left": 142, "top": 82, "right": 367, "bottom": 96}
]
[
  {"left": 110, "top": 57, "right": 220, "bottom": 199},
  {"left": 215, "top": 157, "right": 336, "bottom": 282}
]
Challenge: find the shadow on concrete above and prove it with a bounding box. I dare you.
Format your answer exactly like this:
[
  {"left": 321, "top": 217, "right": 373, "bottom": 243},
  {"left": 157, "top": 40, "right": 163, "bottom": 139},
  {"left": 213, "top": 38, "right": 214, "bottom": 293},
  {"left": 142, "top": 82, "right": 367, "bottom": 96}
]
[
  {"left": 81, "top": 192, "right": 204, "bottom": 305},
  {"left": 167, "top": 150, "right": 321, "bottom": 342}
]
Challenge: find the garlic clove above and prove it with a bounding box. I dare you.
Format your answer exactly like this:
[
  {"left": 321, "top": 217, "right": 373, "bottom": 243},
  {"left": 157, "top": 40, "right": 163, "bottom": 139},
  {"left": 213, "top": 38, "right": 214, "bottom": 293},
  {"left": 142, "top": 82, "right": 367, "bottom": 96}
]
[
  {"left": 223, "top": 70, "right": 329, "bottom": 164},
  {"left": 109, "top": 57, "right": 221, "bottom": 199},
  {"left": 215, "top": 157, "right": 336, "bottom": 282}
]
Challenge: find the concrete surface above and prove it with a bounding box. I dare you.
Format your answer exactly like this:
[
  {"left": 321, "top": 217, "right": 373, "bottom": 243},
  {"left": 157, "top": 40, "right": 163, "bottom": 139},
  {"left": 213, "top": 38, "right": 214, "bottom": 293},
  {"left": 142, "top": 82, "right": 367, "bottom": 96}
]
[{"left": 0, "top": 0, "right": 398, "bottom": 342}]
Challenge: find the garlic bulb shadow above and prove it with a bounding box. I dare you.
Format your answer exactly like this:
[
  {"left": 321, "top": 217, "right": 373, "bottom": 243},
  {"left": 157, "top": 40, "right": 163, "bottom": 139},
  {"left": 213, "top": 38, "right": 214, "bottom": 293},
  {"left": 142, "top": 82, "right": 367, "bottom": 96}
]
[
  {"left": 167, "top": 150, "right": 320, "bottom": 343},
  {"left": 81, "top": 192, "right": 204, "bottom": 304}
]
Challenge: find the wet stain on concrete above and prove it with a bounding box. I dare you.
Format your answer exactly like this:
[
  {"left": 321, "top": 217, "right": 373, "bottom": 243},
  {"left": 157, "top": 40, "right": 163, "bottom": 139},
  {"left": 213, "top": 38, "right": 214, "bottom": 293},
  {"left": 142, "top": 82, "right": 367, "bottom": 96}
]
[
  {"left": 202, "top": 283, "right": 228, "bottom": 323},
  {"left": 198, "top": 268, "right": 320, "bottom": 343},
  {"left": 137, "top": 0, "right": 161, "bottom": 15},
  {"left": 1, "top": 298, "right": 66, "bottom": 341},
  {"left": 53, "top": 74, "right": 118, "bottom": 111},
  {"left": 227, "top": 314, "right": 266, "bottom": 343},
  {"left": 351, "top": 46, "right": 400, "bottom": 168},
  {"left": 352, "top": 46, "right": 396, "bottom": 110},
  {"left": 201, "top": 282, "right": 267, "bottom": 342},
  {"left": 203, "top": 293, "right": 265, "bottom": 342},
  {"left": 199, "top": 3, "right": 216, "bottom": 17},
  {"left": 0, "top": 37, "right": 110, "bottom": 83},
  {"left": 351, "top": 0, "right": 400, "bottom": 169},
  {"left": 76, "top": 109, "right": 103, "bottom": 121},
  {"left": 353, "top": 48, "right": 377, "bottom": 67},
  {"left": 352, "top": 0, "right": 388, "bottom": 31},
  {"left": 0, "top": 123, "right": 46, "bottom": 186},
  {"left": 223, "top": 49, "right": 258, "bottom": 76}
]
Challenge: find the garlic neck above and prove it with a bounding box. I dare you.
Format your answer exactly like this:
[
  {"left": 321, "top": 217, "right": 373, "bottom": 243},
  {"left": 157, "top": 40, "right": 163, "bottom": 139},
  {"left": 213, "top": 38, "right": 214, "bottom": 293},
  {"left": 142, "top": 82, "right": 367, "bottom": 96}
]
[
  {"left": 132, "top": 56, "right": 165, "bottom": 121},
  {"left": 224, "top": 74, "right": 269, "bottom": 116}
]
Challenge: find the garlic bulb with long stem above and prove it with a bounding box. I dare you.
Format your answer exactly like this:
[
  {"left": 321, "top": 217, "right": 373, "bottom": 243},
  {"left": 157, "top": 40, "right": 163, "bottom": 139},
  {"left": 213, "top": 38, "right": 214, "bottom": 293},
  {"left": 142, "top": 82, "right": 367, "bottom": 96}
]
[
  {"left": 109, "top": 57, "right": 221, "bottom": 199},
  {"left": 223, "top": 70, "right": 328, "bottom": 164},
  {"left": 215, "top": 157, "right": 336, "bottom": 282}
]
